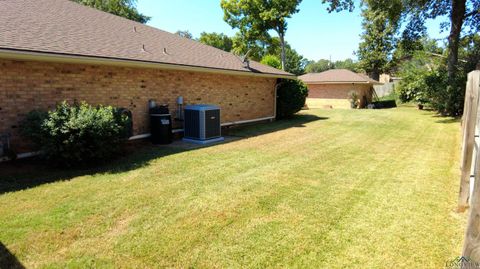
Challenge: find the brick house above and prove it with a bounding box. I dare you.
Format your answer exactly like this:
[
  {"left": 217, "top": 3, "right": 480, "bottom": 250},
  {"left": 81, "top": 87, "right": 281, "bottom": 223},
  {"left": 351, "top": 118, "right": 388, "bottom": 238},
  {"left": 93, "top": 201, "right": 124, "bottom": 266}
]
[
  {"left": 0, "top": 0, "right": 294, "bottom": 155},
  {"left": 298, "top": 69, "right": 381, "bottom": 108}
]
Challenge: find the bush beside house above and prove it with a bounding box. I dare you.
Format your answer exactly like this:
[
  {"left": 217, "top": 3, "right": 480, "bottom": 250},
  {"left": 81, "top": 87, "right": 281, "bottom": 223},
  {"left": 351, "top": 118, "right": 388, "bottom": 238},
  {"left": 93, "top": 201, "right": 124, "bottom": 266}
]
[
  {"left": 276, "top": 79, "right": 308, "bottom": 119},
  {"left": 21, "top": 101, "right": 130, "bottom": 166}
]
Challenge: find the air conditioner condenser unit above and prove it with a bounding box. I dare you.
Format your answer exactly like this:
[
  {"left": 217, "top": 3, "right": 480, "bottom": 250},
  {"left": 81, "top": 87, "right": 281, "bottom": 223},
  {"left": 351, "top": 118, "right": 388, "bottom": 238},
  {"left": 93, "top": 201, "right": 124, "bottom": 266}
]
[{"left": 183, "top": 104, "right": 224, "bottom": 144}]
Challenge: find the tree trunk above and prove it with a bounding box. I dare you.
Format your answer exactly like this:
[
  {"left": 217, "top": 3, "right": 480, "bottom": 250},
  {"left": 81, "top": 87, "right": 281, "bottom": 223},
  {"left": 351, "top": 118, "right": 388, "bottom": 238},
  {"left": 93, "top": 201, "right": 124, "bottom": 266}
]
[
  {"left": 447, "top": 0, "right": 466, "bottom": 79},
  {"left": 279, "top": 33, "right": 286, "bottom": 71},
  {"left": 370, "top": 70, "right": 380, "bottom": 81}
]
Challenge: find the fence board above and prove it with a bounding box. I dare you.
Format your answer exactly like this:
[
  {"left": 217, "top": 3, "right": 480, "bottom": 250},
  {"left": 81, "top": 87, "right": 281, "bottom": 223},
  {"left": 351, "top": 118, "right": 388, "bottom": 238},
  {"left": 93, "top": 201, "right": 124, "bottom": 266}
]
[
  {"left": 458, "top": 72, "right": 479, "bottom": 212},
  {"left": 462, "top": 70, "right": 480, "bottom": 260}
]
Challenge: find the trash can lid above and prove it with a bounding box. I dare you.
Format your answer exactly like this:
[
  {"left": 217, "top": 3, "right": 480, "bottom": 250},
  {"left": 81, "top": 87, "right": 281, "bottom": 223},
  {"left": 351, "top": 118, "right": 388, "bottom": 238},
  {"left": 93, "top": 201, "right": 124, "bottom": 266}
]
[{"left": 150, "top": 105, "right": 169, "bottom": 114}]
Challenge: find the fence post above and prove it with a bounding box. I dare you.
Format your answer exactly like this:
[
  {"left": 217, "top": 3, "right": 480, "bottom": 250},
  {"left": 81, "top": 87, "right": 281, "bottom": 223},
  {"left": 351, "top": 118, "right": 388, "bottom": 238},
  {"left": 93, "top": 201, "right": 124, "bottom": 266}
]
[
  {"left": 458, "top": 71, "right": 479, "bottom": 212},
  {"left": 462, "top": 71, "right": 480, "bottom": 260}
]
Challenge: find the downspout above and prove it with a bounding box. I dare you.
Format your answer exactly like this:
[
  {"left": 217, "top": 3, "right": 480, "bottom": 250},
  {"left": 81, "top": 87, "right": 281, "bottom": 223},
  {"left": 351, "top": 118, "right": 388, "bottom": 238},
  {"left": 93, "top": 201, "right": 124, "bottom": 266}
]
[{"left": 273, "top": 78, "right": 281, "bottom": 121}]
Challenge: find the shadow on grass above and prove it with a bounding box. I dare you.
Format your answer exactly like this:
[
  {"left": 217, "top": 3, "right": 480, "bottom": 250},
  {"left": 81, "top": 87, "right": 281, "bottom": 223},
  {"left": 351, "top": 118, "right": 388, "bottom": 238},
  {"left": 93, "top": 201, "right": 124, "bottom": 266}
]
[
  {"left": 226, "top": 114, "right": 327, "bottom": 137},
  {"left": 428, "top": 113, "right": 461, "bottom": 124},
  {"left": 0, "top": 242, "right": 25, "bottom": 269},
  {"left": 0, "top": 114, "right": 326, "bottom": 195},
  {"left": 435, "top": 118, "right": 460, "bottom": 124}
]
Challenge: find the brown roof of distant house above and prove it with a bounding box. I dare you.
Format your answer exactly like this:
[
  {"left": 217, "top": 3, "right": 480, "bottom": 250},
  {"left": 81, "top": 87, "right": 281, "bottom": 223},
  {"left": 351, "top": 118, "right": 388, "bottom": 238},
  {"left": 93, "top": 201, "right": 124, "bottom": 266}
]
[
  {"left": 0, "top": 0, "right": 293, "bottom": 78},
  {"left": 298, "top": 69, "right": 381, "bottom": 84}
]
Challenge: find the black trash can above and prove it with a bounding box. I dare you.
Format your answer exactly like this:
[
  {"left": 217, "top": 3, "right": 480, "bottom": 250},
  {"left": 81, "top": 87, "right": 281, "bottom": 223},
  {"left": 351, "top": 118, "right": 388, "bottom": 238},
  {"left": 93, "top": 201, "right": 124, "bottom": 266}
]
[{"left": 150, "top": 105, "right": 172, "bottom": 144}]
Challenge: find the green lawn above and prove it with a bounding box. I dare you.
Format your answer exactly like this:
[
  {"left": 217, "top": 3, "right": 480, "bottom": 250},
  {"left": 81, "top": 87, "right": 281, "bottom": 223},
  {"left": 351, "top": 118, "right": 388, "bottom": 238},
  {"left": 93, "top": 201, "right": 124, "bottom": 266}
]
[{"left": 0, "top": 107, "right": 466, "bottom": 268}]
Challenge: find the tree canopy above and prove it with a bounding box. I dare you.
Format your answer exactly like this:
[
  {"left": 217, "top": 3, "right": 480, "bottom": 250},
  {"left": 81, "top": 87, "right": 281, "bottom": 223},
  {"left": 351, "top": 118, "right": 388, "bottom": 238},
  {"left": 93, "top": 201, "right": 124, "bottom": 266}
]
[
  {"left": 322, "top": 0, "right": 480, "bottom": 80},
  {"left": 304, "top": 58, "right": 360, "bottom": 73},
  {"left": 356, "top": 1, "right": 401, "bottom": 80},
  {"left": 335, "top": 58, "right": 360, "bottom": 71},
  {"left": 221, "top": 0, "right": 302, "bottom": 70},
  {"left": 260, "top": 54, "right": 282, "bottom": 69},
  {"left": 305, "top": 59, "right": 332, "bottom": 73},
  {"left": 265, "top": 37, "right": 307, "bottom": 75},
  {"left": 72, "top": 0, "right": 150, "bottom": 23},
  {"left": 230, "top": 32, "right": 267, "bottom": 61},
  {"left": 199, "top": 32, "right": 233, "bottom": 52}
]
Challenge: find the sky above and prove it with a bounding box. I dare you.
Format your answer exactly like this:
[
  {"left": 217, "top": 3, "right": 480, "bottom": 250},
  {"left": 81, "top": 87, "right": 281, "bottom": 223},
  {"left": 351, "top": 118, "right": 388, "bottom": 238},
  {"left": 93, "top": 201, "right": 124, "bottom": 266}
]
[{"left": 136, "top": 0, "right": 448, "bottom": 62}]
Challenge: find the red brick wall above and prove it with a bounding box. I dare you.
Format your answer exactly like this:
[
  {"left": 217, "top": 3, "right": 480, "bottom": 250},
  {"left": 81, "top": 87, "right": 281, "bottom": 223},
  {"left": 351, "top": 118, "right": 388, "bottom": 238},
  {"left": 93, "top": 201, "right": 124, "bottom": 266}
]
[
  {"left": 0, "top": 59, "right": 277, "bottom": 152},
  {"left": 306, "top": 83, "right": 373, "bottom": 107}
]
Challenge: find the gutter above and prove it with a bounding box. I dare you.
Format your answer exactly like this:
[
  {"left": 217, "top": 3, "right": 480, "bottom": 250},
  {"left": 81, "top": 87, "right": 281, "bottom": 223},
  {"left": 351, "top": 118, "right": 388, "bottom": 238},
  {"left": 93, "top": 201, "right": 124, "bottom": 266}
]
[
  {"left": 0, "top": 48, "right": 295, "bottom": 79},
  {"left": 273, "top": 80, "right": 279, "bottom": 120},
  {"left": 302, "top": 81, "right": 382, "bottom": 85}
]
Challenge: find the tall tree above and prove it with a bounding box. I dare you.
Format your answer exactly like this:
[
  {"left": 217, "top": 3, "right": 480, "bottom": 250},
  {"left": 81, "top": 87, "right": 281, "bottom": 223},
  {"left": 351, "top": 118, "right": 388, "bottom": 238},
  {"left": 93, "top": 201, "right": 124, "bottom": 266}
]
[
  {"left": 221, "top": 0, "right": 302, "bottom": 70},
  {"left": 199, "top": 32, "right": 233, "bottom": 52},
  {"left": 393, "top": 19, "right": 428, "bottom": 60},
  {"left": 460, "top": 34, "right": 480, "bottom": 72},
  {"left": 356, "top": 1, "right": 401, "bottom": 80},
  {"left": 72, "top": 0, "right": 150, "bottom": 23},
  {"left": 265, "top": 37, "right": 307, "bottom": 74},
  {"left": 404, "top": 0, "right": 479, "bottom": 78},
  {"left": 322, "top": 0, "right": 480, "bottom": 80}
]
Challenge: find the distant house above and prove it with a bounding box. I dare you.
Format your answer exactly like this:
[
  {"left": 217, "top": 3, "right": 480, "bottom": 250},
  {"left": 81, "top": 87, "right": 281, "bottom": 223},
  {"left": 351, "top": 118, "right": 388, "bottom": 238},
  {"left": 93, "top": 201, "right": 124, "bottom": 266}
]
[
  {"left": 299, "top": 69, "right": 381, "bottom": 108},
  {"left": 0, "top": 0, "right": 293, "bottom": 154}
]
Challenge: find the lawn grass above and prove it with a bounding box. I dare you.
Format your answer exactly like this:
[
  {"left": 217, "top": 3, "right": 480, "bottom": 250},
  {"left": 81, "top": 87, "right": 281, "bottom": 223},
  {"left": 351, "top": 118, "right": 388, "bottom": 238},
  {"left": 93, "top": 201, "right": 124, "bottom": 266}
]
[{"left": 0, "top": 107, "right": 466, "bottom": 268}]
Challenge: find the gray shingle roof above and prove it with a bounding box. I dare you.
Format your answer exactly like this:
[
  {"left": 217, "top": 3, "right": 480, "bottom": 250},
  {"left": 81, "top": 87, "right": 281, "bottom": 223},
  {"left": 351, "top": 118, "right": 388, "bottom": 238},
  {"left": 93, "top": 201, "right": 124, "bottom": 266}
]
[
  {"left": 298, "top": 69, "right": 381, "bottom": 84},
  {"left": 0, "top": 0, "right": 293, "bottom": 77}
]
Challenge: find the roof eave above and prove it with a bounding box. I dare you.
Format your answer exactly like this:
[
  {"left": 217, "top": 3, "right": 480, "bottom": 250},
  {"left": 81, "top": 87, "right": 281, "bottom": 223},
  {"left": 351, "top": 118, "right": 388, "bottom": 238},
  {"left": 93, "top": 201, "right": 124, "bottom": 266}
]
[{"left": 0, "top": 48, "right": 296, "bottom": 79}]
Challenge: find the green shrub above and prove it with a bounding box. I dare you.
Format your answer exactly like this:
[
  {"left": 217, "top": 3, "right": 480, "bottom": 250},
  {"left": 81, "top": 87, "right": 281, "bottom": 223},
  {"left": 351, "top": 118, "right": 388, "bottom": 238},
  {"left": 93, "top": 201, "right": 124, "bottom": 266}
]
[
  {"left": 276, "top": 79, "right": 308, "bottom": 119},
  {"left": 395, "top": 70, "right": 429, "bottom": 104},
  {"left": 423, "top": 66, "right": 466, "bottom": 116},
  {"left": 397, "top": 62, "right": 465, "bottom": 115},
  {"left": 21, "top": 101, "right": 131, "bottom": 166},
  {"left": 395, "top": 52, "right": 431, "bottom": 105},
  {"left": 395, "top": 51, "right": 467, "bottom": 116}
]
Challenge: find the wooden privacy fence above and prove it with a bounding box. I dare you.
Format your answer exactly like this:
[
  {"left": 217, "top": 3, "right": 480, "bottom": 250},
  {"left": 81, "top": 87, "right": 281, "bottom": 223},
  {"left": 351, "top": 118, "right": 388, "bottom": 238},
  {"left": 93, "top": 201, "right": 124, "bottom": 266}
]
[{"left": 459, "top": 70, "right": 480, "bottom": 260}]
